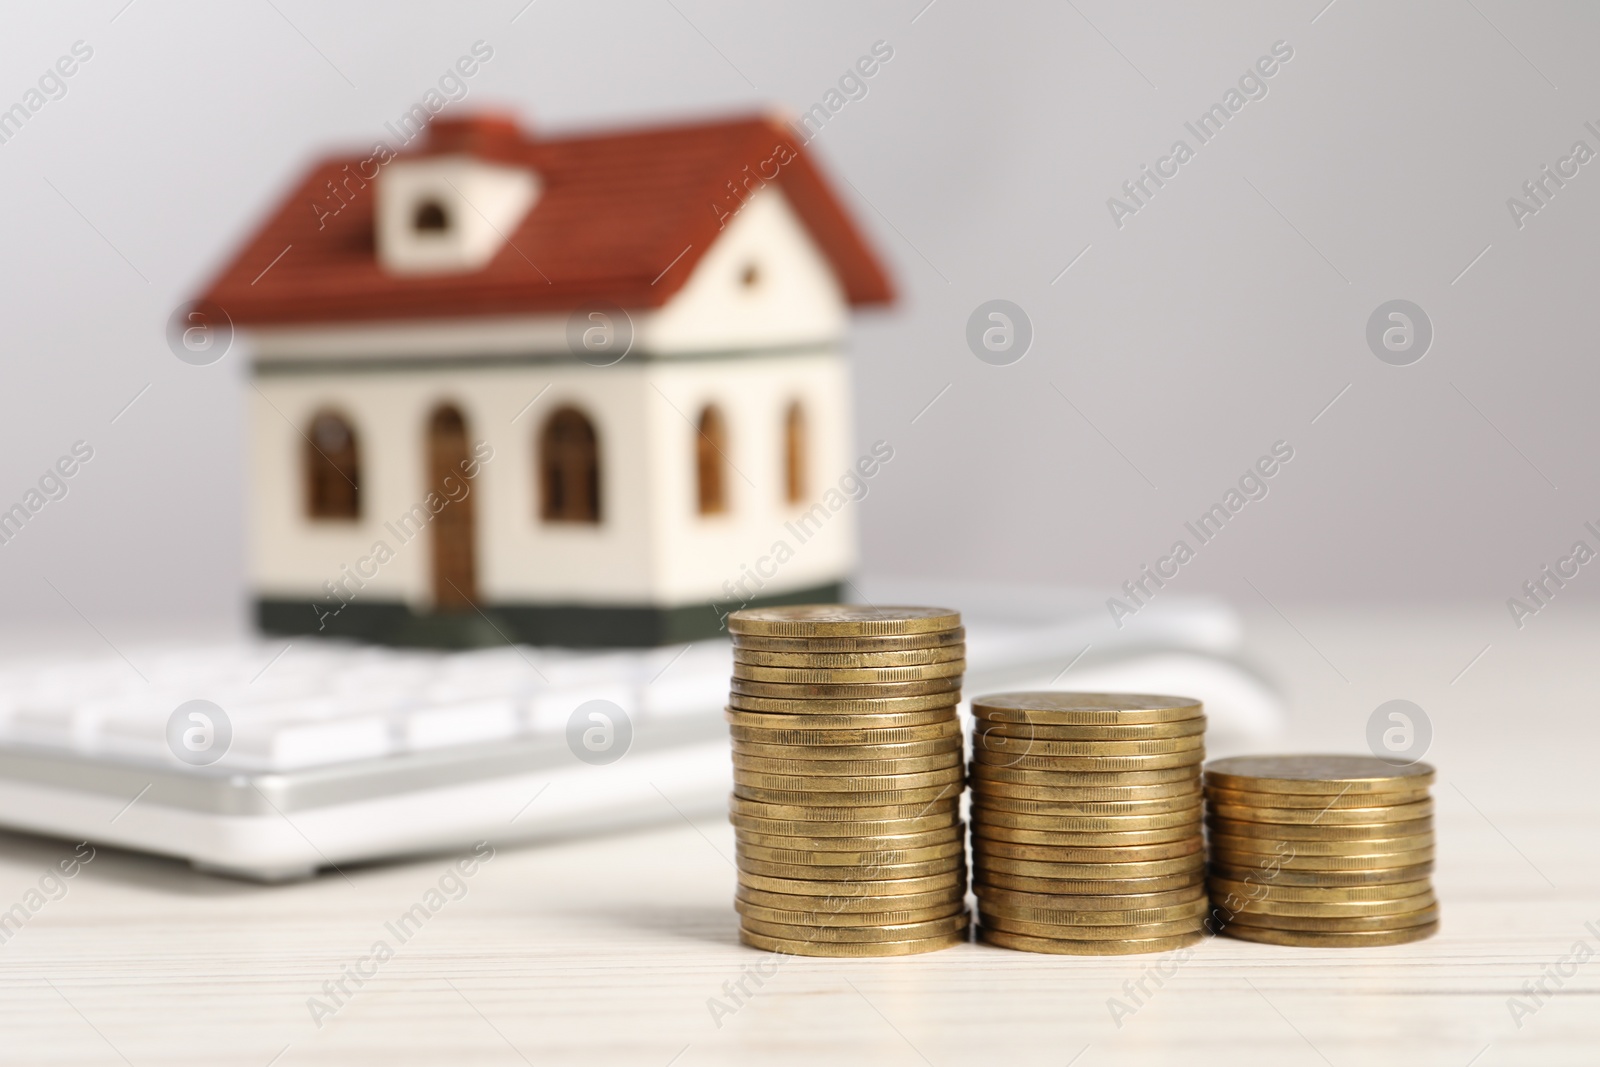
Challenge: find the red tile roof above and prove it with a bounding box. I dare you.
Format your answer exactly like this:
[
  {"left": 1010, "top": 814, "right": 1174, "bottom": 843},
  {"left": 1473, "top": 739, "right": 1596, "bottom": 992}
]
[{"left": 199, "top": 112, "right": 894, "bottom": 326}]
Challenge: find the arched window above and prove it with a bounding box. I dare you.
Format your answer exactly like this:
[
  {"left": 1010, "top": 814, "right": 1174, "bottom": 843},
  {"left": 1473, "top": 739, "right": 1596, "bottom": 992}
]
[
  {"left": 540, "top": 407, "right": 601, "bottom": 523},
  {"left": 305, "top": 410, "right": 360, "bottom": 520},
  {"left": 783, "top": 401, "right": 806, "bottom": 504},
  {"left": 696, "top": 405, "right": 728, "bottom": 515}
]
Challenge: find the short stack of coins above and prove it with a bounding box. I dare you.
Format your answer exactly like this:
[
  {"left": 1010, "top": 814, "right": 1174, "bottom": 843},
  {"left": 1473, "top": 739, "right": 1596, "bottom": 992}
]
[
  {"left": 969, "top": 692, "right": 1209, "bottom": 955},
  {"left": 1204, "top": 755, "right": 1439, "bottom": 947},
  {"left": 726, "top": 605, "right": 969, "bottom": 957}
]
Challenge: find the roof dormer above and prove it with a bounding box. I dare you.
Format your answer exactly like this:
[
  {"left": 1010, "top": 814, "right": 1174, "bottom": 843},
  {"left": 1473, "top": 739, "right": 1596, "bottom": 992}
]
[{"left": 376, "top": 154, "right": 539, "bottom": 275}]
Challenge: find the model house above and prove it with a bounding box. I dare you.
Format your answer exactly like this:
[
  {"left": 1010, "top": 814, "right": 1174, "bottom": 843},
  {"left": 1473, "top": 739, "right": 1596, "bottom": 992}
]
[{"left": 198, "top": 112, "right": 893, "bottom": 646}]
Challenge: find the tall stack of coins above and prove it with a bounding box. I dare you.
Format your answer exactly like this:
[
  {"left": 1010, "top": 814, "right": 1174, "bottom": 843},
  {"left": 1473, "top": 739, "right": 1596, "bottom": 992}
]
[
  {"left": 726, "top": 606, "right": 969, "bottom": 957},
  {"left": 969, "top": 693, "right": 1208, "bottom": 955},
  {"left": 1204, "top": 755, "right": 1438, "bottom": 947}
]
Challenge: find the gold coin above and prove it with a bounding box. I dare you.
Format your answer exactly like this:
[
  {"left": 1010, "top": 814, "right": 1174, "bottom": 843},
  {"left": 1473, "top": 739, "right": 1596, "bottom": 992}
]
[
  {"left": 1207, "top": 862, "right": 1433, "bottom": 887},
  {"left": 973, "top": 735, "right": 1205, "bottom": 760},
  {"left": 727, "top": 605, "right": 962, "bottom": 637},
  {"left": 974, "top": 747, "right": 1202, "bottom": 771},
  {"left": 735, "top": 899, "right": 965, "bottom": 928},
  {"left": 729, "top": 794, "right": 959, "bottom": 823},
  {"left": 730, "top": 693, "right": 962, "bottom": 715},
  {"left": 979, "top": 796, "right": 1202, "bottom": 821},
  {"left": 731, "top": 628, "right": 966, "bottom": 653},
  {"left": 973, "top": 823, "right": 1203, "bottom": 848},
  {"left": 1206, "top": 798, "right": 1433, "bottom": 825},
  {"left": 976, "top": 853, "right": 1203, "bottom": 880},
  {"left": 1206, "top": 816, "right": 1433, "bottom": 842},
  {"left": 738, "top": 855, "right": 965, "bottom": 881},
  {"left": 1220, "top": 920, "right": 1439, "bottom": 948},
  {"left": 735, "top": 783, "right": 963, "bottom": 807},
  {"left": 1205, "top": 785, "right": 1431, "bottom": 809},
  {"left": 977, "top": 895, "right": 1210, "bottom": 926},
  {"left": 726, "top": 710, "right": 958, "bottom": 735},
  {"left": 732, "top": 752, "right": 964, "bottom": 777},
  {"left": 740, "top": 911, "right": 969, "bottom": 944},
  {"left": 1206, "top": 875, "right": 1433, "bottom": 903},
  {"left": 734, "top": 646, "right": 967, "bottom": 668},
  {"left": 974, "top": 756, "right": 1205, "bottom": 778},
  {"left": 1203, "top": 755, "right": 1436, "bottom": 795},
  {"left": 973, "top": 692, "right": 1203, "bottom": 726},
  {"left": 738, "top": 928, "right": 966, "bottom": 956},
  {"left": 1210, "top": 846, "right": 1436, "bottom": 871},
  {"left": 972, "top": 837, "right": 1200, "bottom": 863},
  {"left": 976, "top": 794, "right": 1201, "bottom": 818},
  {"left": 975, "top": 718, "right": 1207, "bottom": 742},
  {"left": 977, "top": 927, "right": 1204, "bottom": 955},
  {"left": 1207, "top": 832, "right": 1433, "bottom": 857},
  {"left": 731, "top": 812, "right": 961, "bottom": 839},
  {"left": 1223, "top": 893, "right": 1438, "bottom": 919},
  {"left": 733, "top": 736, "right": 963, "bottom": 762},
  {"left": 975, "top": 783, "right": 1202, "bottom": 809},
  {"left": 736, "top": 883, "right": 966, "bottom": 914},
  {"left": 733, "top": 661, "right": 967, "bottom": 684},
  {"left": 981, "top": 779, "right": 1202, "bottom": 803},
  {"left": 972, "top": 764, "right": 1200, "bottom": 786},
  {"left": 972, "top": 808, "right": 1201, "bottom": 833},
  {"left": 728, "top": 719, "right": 961, "bottom": 745},
  {"left": 736, "top": 840, "right": 965, "bottom": 866},
  {"left": 730, "top": 676, "right": 963, "bottom": 701},
  {"left": 735, "top": 824, "right": 963, "bottom": 851},
  {"left": 974, "top": 883, "right": 1205, "bottom": 912},
  {"left": 976, "top": 783, "right": 1201, "bottom": 806},
  {"left": 971, "top": 750, "right": 1202, "bottom": 773},
  {"left": 977, "top": 871, "right": 1204, "bottom": 896},
  {"left": 733, "top": 765, "right": 965, "bottom": 792},
  {"left": 738, "top": 870, "right": 966, "bottom": 897},
  {"left": 979, "top": 912, "right": 1203, "bottom": 941}
]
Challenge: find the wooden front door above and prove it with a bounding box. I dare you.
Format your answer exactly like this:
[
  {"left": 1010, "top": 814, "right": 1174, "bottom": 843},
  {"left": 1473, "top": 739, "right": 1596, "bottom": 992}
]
[{"left": 428, "top": 404, "right": 477, "bottom": 610}]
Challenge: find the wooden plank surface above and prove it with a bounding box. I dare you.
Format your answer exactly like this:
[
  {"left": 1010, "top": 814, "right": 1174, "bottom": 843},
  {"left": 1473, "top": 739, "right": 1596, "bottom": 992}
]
[{"left": 0, "top": 606, "right": 1595, "bottom": 1065}]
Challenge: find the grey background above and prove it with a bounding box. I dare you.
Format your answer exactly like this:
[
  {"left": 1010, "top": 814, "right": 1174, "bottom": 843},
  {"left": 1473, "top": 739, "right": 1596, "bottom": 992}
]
[{"left": 1, "top": 0, "right": 1595, "bottom": 642}]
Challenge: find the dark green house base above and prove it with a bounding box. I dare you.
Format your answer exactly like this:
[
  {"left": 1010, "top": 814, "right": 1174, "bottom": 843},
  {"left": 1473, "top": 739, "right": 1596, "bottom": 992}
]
[{"left": 256, "top": 583, "right": 844, "bottom": 648}]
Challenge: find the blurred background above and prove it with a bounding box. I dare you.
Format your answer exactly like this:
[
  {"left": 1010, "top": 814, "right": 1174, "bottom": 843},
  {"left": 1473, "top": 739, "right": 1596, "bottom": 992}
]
[{"left": 1, "top": 0, "right": 1595, "bottom": 643}]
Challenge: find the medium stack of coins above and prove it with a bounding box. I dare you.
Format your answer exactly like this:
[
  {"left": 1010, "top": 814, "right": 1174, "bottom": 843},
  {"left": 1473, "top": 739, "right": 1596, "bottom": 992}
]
[
  {"left": 1204, "top": 755, "right": 1438, "bottom": 947},
  {"left": 726, "top": 605, "right": 969, "bottom": 956},
  {"left": 969, "top": 692, "right": 1208, "bottom": 955}
]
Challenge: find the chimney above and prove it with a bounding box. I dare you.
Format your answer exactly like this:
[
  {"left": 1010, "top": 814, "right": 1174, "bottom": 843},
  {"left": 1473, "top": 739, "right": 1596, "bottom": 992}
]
[{"left": 427, "top": 113, "right": 525, "bottom": 155}]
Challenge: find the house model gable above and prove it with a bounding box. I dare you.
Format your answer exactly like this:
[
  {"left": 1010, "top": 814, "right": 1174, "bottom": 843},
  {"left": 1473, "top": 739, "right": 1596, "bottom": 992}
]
[{"left": 642, "top": 184, "right": 849, "bottom": 355}]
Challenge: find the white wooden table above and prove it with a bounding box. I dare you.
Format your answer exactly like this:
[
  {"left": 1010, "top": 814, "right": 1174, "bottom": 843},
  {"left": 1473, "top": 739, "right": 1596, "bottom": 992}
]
[{"left": 0, "top": 606, "right": 1595, "bottom": 1066}]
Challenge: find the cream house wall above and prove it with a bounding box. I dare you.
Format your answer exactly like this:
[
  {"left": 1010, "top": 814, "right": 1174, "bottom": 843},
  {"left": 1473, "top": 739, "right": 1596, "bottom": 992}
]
[
  {"left": 248, "top": 182, "right": 858, "bottom": 614},
  {"left": 641, "top": 352, "right": 855, "bottom": 607},
  {"left": 251, "top": 368, "right": 653, "bottom": 610},
  {"left": 251, "top": 352, "right": 852, "bottom": 611}
]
